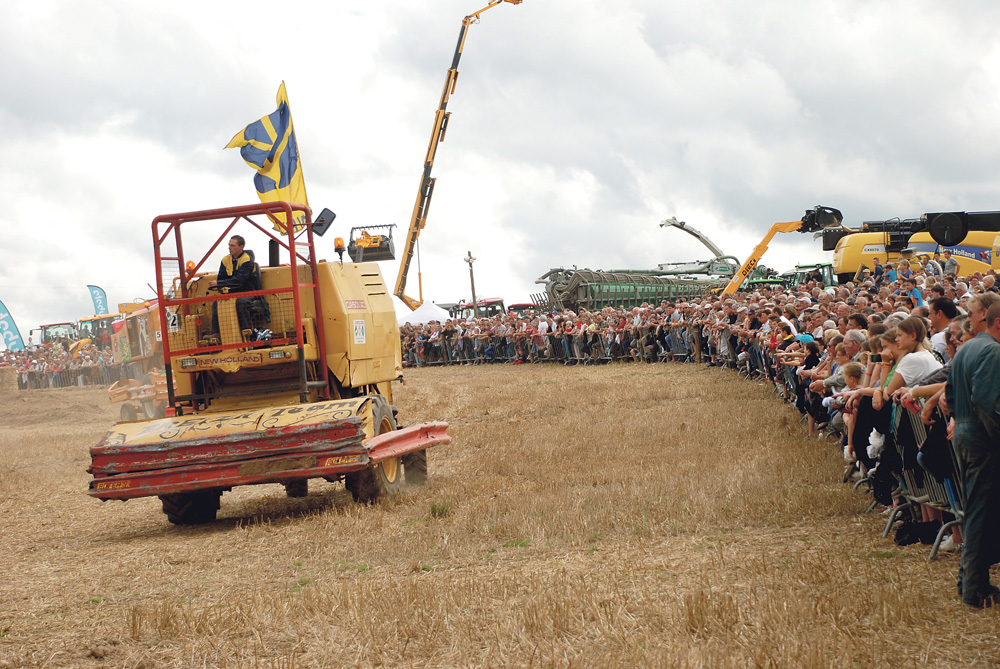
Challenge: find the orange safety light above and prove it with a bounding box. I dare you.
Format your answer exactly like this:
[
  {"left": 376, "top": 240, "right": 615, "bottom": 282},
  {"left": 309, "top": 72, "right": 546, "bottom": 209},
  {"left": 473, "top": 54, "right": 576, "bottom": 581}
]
[
  {"left": 334, "top": 237, "right": 346, "bottom": 263},
  {"left": 186, "top": 260, "right": 196, "bottom": 272}
]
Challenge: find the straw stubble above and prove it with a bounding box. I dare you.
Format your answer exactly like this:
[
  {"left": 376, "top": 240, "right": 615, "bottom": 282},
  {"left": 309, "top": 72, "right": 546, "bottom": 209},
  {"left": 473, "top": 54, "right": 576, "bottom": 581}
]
[{"left": 0, "top": 366, "right": 996, "bottom": 667}]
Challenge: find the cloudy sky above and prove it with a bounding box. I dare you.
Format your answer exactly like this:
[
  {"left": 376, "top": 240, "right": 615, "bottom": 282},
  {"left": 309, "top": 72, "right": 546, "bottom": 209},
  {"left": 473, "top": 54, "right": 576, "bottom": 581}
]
[{"left": 3, "top": 0, "right": 1000, "bottom": 345}]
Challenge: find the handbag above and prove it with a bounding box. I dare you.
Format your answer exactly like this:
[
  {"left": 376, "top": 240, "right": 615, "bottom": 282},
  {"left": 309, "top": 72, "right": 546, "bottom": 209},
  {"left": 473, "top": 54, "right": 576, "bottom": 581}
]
[{"left": 917, "top": 414, "right": 953, "bottom": 483}]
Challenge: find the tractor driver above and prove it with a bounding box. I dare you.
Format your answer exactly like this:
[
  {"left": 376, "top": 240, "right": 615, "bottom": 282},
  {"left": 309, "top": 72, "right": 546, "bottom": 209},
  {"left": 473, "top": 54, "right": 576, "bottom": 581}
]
[
  {"left": 209, "top": 235, "right": 256, "bottom": 337},
  {"left": 210, "top": 235, "right": 254, "bottom": 292}
]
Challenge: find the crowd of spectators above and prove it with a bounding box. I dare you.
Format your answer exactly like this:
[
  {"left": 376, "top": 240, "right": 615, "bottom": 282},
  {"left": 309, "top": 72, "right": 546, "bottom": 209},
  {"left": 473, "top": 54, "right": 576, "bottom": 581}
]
[
  {"left": 403, "top": 257, "right": 1000, "bottom": 608},
  {"left": 762, "top": 282, "right": 1000, "bottom": 609},
  {"left": 401, "top": 261, "right": 997, "bottom": 368},
  {"left": 0, "top": 337, "right": 121, "bottom": 389}
]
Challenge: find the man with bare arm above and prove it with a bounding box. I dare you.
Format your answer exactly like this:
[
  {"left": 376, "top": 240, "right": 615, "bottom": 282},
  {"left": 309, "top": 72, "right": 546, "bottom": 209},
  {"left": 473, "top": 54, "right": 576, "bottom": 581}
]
[{"left": 946, "top": 298, "right": 1000, "bottom": 608}]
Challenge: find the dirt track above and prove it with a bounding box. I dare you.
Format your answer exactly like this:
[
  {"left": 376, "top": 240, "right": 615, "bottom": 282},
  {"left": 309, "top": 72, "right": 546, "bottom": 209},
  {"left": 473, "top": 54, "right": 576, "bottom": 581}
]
[{"left": 1, "top": 365, "right": 998, "bottom": 668}]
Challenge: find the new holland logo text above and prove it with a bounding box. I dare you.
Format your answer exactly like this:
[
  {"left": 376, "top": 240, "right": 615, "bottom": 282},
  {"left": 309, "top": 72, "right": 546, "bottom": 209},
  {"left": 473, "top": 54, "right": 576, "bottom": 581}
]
[{"left": 198, "top": 353, "right": 263, "bottom": 367}]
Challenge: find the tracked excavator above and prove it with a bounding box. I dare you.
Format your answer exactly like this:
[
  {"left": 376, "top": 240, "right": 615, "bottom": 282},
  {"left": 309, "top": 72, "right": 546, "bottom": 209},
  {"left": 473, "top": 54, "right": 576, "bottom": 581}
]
[{"left": 87, "top": 202, "right": 450, "bottom": 524}]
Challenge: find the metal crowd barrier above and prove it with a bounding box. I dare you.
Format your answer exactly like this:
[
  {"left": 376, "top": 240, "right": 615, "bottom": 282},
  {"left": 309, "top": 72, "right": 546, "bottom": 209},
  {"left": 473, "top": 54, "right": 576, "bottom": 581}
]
[
  {"left": 17, "top": 364, "right": 128, "bottom": 390},
  {"left": 402, "top": 324, "right": 709, "bottom": 367},
  {"left": 881, "top": 401, "right": 965, "bottom": 560}
]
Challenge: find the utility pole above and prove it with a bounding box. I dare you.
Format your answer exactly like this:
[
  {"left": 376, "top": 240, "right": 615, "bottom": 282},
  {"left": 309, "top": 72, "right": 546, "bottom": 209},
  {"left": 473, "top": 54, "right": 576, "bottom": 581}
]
[{"left": 464, "top": 251, "right": 478, "bottom": 318}]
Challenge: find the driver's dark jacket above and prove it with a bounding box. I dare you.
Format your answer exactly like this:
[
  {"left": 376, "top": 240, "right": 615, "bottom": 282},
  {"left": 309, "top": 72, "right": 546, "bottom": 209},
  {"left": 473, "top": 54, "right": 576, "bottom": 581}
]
[{"left": 216, "top": 251, "right": 254, "bottom": 292}]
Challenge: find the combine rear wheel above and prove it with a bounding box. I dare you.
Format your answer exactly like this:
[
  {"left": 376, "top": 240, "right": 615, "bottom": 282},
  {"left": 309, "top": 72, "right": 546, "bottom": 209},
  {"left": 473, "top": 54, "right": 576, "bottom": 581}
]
[
  {"left": 159, "top": 490, "right": 222, "bottom": 525},
  {"left": 345, "top": 398, "right": 401, "bottom": 504}
]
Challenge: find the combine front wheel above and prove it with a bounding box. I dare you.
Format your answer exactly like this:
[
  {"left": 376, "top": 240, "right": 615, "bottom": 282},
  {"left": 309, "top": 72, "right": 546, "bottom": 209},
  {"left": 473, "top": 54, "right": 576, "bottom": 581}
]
[
  {"left": 345, "top": 398, "right": 401, "bottom": 504},
  {"left": 159, "top": 490, "right": 222, "bottom": 525},
  {"left": 402, "top": 450, "right": 428, "bottom": 486},
  {"left": 284, "top": 480, "right": 308, "bottom": 498}
]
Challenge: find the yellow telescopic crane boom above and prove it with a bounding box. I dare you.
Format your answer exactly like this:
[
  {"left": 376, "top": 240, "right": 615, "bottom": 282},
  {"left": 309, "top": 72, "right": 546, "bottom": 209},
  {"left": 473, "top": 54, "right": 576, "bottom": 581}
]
[
  {"left": 720, "top": 206, "right": 844, "bottom": 296},
  {"left": 394, "top": 0, "right": 523, "bottom": 310},
  {"left": 720, "top": 220, "right": 805, "bottom": 296}
]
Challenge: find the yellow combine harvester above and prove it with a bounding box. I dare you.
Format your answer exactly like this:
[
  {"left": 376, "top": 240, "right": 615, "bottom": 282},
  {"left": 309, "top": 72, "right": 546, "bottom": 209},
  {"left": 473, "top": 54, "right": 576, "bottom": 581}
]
[
  {"left": 829, "top": 211, "right": 1000, "bottom": 281},
  {"left": 87, "top": 202, "right": 450, "bottom": 524}
]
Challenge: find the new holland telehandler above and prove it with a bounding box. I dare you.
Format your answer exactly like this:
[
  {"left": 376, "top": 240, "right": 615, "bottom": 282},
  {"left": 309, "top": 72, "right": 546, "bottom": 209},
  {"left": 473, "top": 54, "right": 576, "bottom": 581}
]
[{"left": 87, "top": 202, "right": 450, "bottom": 524}]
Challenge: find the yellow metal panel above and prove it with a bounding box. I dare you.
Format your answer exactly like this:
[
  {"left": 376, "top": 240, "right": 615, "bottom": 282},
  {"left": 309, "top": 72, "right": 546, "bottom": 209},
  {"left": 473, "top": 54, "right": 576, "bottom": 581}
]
[
  {"left": 317, "top": 261, "right": 401, "bottom": 388},
  {"left": 832, "top": 232, "right": 889, "bottom": 276},
  {"left": 218, "top": 300, "right": 241, "bottom": 346},
  {"left": 258, "top": 264, "right": 318, "bottom": 328},
  {"left": 174, "top": 315, "right": 199, "bottom": 351},
  {"left": 375, "top": 381, "right": 394, "bottom": 406},
  {"left": 329, "top": 350, "right": 349, "bottom": 384},
  {"left": 348, "top": 357, "right": 397, "bottom": 387}
]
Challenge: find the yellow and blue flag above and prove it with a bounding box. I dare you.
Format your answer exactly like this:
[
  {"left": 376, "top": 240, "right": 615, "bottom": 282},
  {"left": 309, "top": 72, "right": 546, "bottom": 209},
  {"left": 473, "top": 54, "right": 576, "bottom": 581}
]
[{"left": 226, "top": 82, "right": 309, "bottom": 234}]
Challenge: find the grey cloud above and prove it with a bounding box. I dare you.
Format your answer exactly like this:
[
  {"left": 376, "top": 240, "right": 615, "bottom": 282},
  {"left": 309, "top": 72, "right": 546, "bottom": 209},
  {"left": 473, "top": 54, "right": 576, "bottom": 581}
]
[
  {"left": 0, "top": 3, "right": 261, "bottom": 157},
  {"left": 6, "top": 0, "right": 1000, "bottom": 335}
]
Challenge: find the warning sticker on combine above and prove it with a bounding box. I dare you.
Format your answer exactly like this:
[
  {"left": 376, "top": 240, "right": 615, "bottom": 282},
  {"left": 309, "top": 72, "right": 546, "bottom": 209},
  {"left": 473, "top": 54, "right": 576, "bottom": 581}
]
[
  {"left": 345, "top": 300, "right": 366, "bottom": 310},
  {"left": 353, "top": 319, "right": 366, "bottom": 344}
]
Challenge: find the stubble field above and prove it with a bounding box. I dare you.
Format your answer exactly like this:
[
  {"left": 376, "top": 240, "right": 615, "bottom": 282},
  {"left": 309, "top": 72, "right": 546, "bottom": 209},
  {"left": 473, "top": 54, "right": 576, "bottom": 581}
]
[{"left": 0, "top": 363, "right": 997, "bottom": 668}]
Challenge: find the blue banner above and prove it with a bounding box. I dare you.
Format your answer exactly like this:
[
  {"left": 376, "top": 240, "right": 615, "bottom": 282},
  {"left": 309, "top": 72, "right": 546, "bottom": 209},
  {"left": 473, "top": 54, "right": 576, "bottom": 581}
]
[
  {"left": 910, "top": 242, "right": 992, "bottom": 266},
  {"left": 0, "top": 299, "right": 26, "bottom": 351},
  {"left": 87, "top": 285, "right": 109, "bottom": 315}
]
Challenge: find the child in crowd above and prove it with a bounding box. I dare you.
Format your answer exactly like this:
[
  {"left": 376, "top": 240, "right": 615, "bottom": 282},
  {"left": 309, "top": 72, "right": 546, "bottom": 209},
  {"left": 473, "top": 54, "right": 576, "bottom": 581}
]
[{"left": 837, "top": 361, "right": 865, "bottom": 461}]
